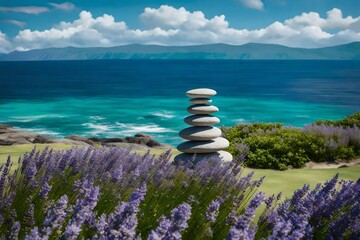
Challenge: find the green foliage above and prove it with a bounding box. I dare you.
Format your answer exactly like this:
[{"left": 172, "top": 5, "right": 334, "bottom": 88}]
[
  {"left": 313, "top": 112, "right": 360, "bottom": 128},
  {"left": 223, "top": 112, "right": 360, "bottom": 170}
]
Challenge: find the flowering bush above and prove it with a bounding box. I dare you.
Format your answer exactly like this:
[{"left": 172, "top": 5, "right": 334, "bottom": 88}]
[
  {"left": 223, "top": 113, "right": 360, "bottom": 169},
  {"left": 0, "top": 146, "right": 262, "bottom": 239},
  {"left": 0, "top": 146, "right": 359, "bottom": 239}
]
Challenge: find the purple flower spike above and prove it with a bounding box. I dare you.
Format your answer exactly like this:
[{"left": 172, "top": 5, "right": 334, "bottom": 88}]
[
  {"left": 26, "top": 160, "right": 37, "bottom": 181},
  {"left": 148, "top": 202, "right": 192, "bottom": 240},
  {"left": 43, "top": 194, "right": 69, "bottom": 236},
  {"left": 25, "top": 227, "right": 45, "bottom": 240},
  {"left": 227, "top": 192, "right": 265, "bottom": 240},
  {"left": 39, "top": 181, "right": 52, "bottom": 199},
  {"left": 10, "top": 221, "right": 21, "bottom": 240},
  {"left": 0, "top": 156, "right": 12, "bottom": 198},
  {"left": 106, "top": 183, "right": 147, "bottom": 239},
  {"left": 205, "top": 199, "right": 222, "bottom": 223},
  {"left": 65, "top": 184, "right": 100, "bottom": 239}
]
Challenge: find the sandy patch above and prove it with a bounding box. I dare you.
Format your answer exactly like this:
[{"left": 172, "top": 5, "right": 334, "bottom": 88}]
[{"left": 304, "top": 158, "right": 360, "bottom": 169}]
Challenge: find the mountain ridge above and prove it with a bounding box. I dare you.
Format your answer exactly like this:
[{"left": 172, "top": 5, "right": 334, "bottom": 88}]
[{"left": 1, "top": 42, "right": 359, "bottom": 61}]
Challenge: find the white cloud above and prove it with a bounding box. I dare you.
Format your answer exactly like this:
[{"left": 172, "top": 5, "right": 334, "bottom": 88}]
[
  {"left": 0, "top": 6, "right": 49, "bottom": 15},
  {"left": 1, "top": 20, "right": 26, "bottom": 28},
  {"left": 3, "top": 6, "right": 360, "bottom": 53},
  {"left": 49, "top": 2, "right": 76, "bottom": 11},
  {"left": 285, "top": 8, "right": 360, "bottom": 30},
  {"left": 0, "top": 31, "right": 12, "bottom": 53},
  {"left": 239, "top": 0, "right": 264, "bottom": 10}
]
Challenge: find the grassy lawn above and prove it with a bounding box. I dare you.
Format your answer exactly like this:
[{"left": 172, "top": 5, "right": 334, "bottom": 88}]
[{"left": 1, "top": 144, "right": 359, "bottom": 199}]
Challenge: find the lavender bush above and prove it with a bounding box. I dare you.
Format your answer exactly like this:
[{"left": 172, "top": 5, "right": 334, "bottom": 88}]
[
  {"left": 0, "top": 146, "right": 359, "bottom": 239},
  {"left": 0, "top": 146, "right": 260, "bottom": 239}
]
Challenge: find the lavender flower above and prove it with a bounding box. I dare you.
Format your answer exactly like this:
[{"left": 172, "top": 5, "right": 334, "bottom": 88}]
[
  {"left": 227, "top": 192, "right": 265, "bottom": 240},
  {"left": 94, "top": 213, "right": 108, "bottom": 237},
  {"left": 25, "top": 160, "right": 37, "bottom": 181},
  {"left": 24, "top": 204, "right": 35, "bottom": 229},
  {"left": 148, "top": 217, "right": 171, "bottom": 240},
  {"left": 65, "top": 184, "right": 100, "bottom": 239},
  {"left": 112, "top": 165, "right": 123, "bottom": 182},
  {"left": 148, "top": 202, "right": 192, "bottom": 240},
  {"left": 0, "top": 156, "right": 12, "bottom": 198},
  {"left": 39, "top": 181, "right": 52, "bottom": 199},
  {"left": 10, "top": 221, "right": 21, "bottom": 240},
  {"left": 42, "top": 195, "right": 69, "bottom": 236},
  {"left": 25, "top": 227, "right": 46, "bottom": 240},
  {"left": 105, "top": 183, "right": 147, "bottom": 239},
  {"left": 205, "top": 199, "right": 221, "bottom": 223}
]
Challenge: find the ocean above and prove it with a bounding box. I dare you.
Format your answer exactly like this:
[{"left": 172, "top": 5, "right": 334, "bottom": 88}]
[{"left": 0, "top": 60, "right": 359, "bottom": 146}]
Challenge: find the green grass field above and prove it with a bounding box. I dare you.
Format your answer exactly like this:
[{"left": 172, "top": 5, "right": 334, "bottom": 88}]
[{"left": 1, "top": 144, "right": 359, "bottom": 199}]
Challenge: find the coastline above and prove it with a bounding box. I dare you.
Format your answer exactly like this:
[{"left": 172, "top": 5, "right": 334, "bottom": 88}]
[
  {"left": 0, "top": 124, "right": 173, "bottom": 151},
  {"left": 1, "top": 124, "right": 359, "bottom": 169}
]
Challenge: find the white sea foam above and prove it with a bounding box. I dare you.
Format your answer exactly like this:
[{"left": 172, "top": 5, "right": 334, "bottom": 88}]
[
  {"left": 233, "top": 118, "right": 247, "bottom": 123},
  {"left": 296, "top": 115, "right": 310, "bottom": 119},
  {"left": 90, "top": 116, "right": 106, "bottom": 121},
  {"left": 82, "top": 123, "right": 113, "bottom": 135},
  {"left": 81, "top": 121, "right": 175, "bottom": 137},
  {"left": 16, "top": 127, "right": 62, "bottom": 137},
  {"left": 10, "top": 114, "right": 65, "bottom": 122},
  {"left": 116, "top": 122, "right": 176, "bottom": 134},
  {"left": 151, "top": 111, "right": 175, "bottom": 119}
]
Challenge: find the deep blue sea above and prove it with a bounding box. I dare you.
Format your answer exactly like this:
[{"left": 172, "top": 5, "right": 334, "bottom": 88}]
[{"left": 0, "top": 60, "right": 359, "bottom": 146}]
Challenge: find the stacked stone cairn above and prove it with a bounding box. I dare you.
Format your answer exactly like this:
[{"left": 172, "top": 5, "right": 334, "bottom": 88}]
[{"left": 174, "top": 88, "right": 233, "bottom": 163}]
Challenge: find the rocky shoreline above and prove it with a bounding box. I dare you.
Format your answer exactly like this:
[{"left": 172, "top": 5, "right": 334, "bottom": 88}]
[{"left": 0, "top": 124, "right": 171, "bottom": 151}]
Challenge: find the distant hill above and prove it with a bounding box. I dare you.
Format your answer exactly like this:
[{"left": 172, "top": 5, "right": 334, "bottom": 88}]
[{"left": 1, "top": 42, "right": 360, "bottom": 61}]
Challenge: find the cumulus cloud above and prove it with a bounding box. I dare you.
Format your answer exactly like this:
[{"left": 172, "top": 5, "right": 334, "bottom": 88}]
[
  {"left": 1, "top": 20, "right": 26, "bottom": 28},
  {"left": 49, "top": 2, "right": 76, "bottom": 11},
  {"left": 0, "top": 31, "right": 12, "bottom": 53},
  {"left": 0, "top": 6, "right": 49, "bottom": 15},
  {"left": 239, "top": 0, "right": 264, "bottom": 10},
  {"left": 4, "top": 6, "right": 360, "bottom": 53},
  {"left": 285, "top": 8, "right": 360, "bottom": 30}
]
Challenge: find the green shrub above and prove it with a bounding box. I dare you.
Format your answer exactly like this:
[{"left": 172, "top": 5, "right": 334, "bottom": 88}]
[
  {"left": 223, "top": 112, "right": 360, "bottom": 170},
  {"left": 313, "top": 112, "right": 360, "bottom": 128}
]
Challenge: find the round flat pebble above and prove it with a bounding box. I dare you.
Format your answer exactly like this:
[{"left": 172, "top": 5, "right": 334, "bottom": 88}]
[
  {"left": 184, "top": 114, "right": 220, "bottom": 126},
  {"left": 186, "top": 88, "right": 217, "bottom": 98},
  {"left": 177, "top": 137, "right": 229, "bottom": 153},
  {"left": 189, "top": 98, "right": 212, "bottom": 105},
  {"left": 174, "top": 151, "right": 233, "bottom": 163},
  {"left": 179, "top": 126, "right": 222, "bottom": 140},
  {"left": 187, "top": 104, "right": 219, "bottom": 115}
]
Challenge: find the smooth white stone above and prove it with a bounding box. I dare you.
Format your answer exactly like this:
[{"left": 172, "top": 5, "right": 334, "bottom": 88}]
[
  {"left": 186, "top": 88, "right": 217, "bottom": 98},
  {"left": 179, "top": 126, "right": 221, "bottom": 140},
  {"left": 174, "top": 151, "right": 233, "bottom": 163},
  {"left": 177, "top": 137, "right": 229, "bottom": 153},
  {"left": 189, "top": 98, "right": 212, "bottom": 104},
  {"left": 187, "top": 104, "right": 219, "bottom": 115},
  {"left": 184, "top": 114, "right": 220, "bottom": 126}
]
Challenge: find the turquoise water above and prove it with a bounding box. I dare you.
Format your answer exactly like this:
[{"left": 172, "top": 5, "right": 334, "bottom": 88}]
[{"left": 0, "top": 60, "right": 359, "bottom": 146}]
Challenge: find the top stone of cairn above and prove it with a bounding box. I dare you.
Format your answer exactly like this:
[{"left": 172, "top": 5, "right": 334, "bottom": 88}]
[{"left": 186, "top": 88, "right": 217, "bottom": 98}]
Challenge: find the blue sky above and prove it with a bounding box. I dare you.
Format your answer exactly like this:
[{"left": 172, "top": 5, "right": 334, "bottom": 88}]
[{"left": 0, "top": 0, "right": 359, "bottom": 52}]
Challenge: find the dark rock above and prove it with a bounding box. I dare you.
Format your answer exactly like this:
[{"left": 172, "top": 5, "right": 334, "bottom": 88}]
[
  {"left": 134, "top": 133, "right": 152, "bottom": 139},
  {"left": 0, "top": 124, "right": 11, "bottom": 129},
  {"left": 0, "top": 124, "right": 168, "bottom": 149},
  {"left": 32, "top": 135, "right": 55, "bottom": 144},
  {"left": 125, "top": 136, "right": 148, "bottom": 145},
  {"left": 65, "top": 135, "right": 94, "bottom": 145},
  {"left": 89, "top": 137, "right": 124, "bottom": 143},
  {"left": 0, "top": 139, "right": 15, "bottom": 145},
  {"left": 146, "top": 139, "right": 161, "bottom": 147}
]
